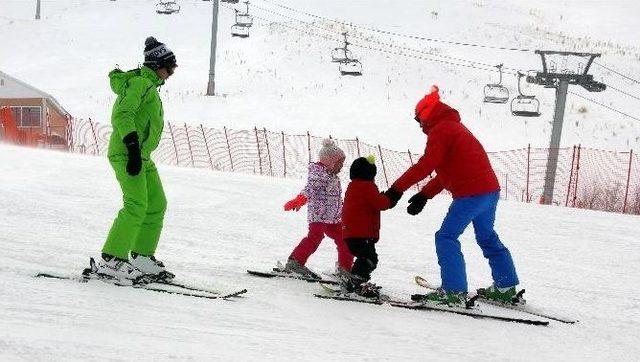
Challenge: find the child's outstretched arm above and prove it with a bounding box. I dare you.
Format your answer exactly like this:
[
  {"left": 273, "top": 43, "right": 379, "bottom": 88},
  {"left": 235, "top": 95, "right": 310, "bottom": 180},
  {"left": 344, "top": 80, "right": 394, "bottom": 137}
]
[
  {"left": 284, "top": 194, "right": 307, "bottom": 211},
  {"left": 367, "top": 184, "right": 392, "bottom": 211}
]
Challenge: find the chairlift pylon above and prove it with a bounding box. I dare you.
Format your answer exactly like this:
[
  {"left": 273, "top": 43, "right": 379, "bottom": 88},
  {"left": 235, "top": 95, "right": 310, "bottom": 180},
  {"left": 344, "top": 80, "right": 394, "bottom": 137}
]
[
  {"left": 511, "top": 71, "right": 541, "bottom": 117},
  {"left": 156, "top": 0, "right": 180, "bottom": 14},
  {"left": 483, "top": 64, "right": 509, "bottom": 104}
]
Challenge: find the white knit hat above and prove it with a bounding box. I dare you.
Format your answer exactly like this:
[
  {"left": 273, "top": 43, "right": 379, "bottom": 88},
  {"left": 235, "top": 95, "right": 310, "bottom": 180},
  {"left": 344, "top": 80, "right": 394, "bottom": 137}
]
[{"left": 318, "top": 138, "right": 345, "bottom": 167}]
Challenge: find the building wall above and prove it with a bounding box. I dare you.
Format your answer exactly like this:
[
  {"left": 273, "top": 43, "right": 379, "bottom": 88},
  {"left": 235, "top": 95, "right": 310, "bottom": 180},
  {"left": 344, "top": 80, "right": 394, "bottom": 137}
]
[{"left": 0, "top": 97, "right": 69, "bottom": 147}]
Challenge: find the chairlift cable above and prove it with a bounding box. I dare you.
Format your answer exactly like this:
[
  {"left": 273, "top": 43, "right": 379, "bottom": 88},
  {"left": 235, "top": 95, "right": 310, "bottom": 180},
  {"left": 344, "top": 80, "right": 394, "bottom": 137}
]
[
  {"left": 605, "top": 85, "right": 640, "bottom": 102},
  {"left": 593, "top": 62, "right": 640, "bottom": 85},
  {"left": 251, "top": 4, "right": 518, "bottom": 73},
  {"left": 568, "top": 91, "right": 640, "bottom": 122},
  {"left": 259, "top": 0, "right": 534, "bottom": 53}
]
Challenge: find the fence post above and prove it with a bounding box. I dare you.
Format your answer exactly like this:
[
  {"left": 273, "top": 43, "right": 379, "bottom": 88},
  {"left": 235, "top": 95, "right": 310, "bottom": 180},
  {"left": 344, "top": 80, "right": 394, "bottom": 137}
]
[
  {"left": 263, "top": 128, "right": 273, "bottom": 176},
  {"left": 168, "top": 122, "right": 179, "bottom": 166},
  {"left": 623, "top": 149, "right": 633, "bottom": 213},
  {"left": 356, "top": 137, "right": 361, "bottom": 157},
  {"left": 307, "top": 131, "right": 311, "bottom": 163},
  {"left": 566, "top": 145, "right": 577, "bottom": 207},
  {"left": 525, "top": 144, "right": 530, "bottom": 202},
  {"left": 282, "top": 131, "right": 287, "bottom": 177},
  {"left": 223, "top": 126, "right": 234, "bottom": 172},
  {"left": 66, "top": 117, "right": 74, "bottom": 152},
  {"left": 255, "top": 127, "right": 263, "bottom": 175},
  {"left": 184, "top": 123, "right": 194, "bottom": 168},
  {"left": 200, "top": 124, "right": 214, "bottom": 170},
  {"left": 88, "top": 118, "right": 99, "bottom": 155},
  {"left": 378, "top": 144, "right": 389, "bottom": 188},
  {"left": 572, "top": 144, "right": 582, "bottom": 207}
]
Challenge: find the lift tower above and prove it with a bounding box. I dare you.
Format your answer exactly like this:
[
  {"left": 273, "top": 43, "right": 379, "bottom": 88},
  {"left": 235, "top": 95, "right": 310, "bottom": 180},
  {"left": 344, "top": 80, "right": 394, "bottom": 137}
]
[{"left": 527, "top": 50, "right": 606, "bottom": 204}]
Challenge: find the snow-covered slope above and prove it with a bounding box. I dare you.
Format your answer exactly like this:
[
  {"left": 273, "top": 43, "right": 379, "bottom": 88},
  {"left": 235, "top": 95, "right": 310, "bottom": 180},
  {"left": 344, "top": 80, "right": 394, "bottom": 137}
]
[
  {"left": 1, "top": 0, "right": 639, "bottom": 153},
  {"left": 1, "top": 144, "right": 639, "bottom": 360}
]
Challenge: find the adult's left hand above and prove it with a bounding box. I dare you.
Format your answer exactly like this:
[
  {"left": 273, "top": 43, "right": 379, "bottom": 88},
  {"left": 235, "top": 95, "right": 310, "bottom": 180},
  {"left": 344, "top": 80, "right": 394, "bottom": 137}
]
[{"left": 407, "top": 192, "right": 428, "bottom": 215}]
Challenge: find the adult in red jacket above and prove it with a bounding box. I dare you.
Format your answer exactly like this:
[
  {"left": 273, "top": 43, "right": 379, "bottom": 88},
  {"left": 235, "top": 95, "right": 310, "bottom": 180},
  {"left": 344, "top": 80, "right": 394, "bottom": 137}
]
[{"left": 385, "top": 86, "right": 520, "bottom": 305}]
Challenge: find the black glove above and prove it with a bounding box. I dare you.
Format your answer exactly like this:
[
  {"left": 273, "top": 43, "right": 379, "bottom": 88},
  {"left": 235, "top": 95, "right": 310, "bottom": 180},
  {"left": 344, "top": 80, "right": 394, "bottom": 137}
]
[
  {"left": 407, "top": 192, "right": 428, "bottom": 215},
  {"left": 123, "top": 131, "right": 142, "bottom": 176},
  {"left": 383, "top": 187, "right": 403, "bottom": 208}
]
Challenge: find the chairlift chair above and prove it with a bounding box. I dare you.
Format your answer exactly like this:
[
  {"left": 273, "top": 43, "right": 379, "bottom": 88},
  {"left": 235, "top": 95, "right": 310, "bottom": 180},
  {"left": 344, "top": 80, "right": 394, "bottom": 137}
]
[
  {"left": 235, "top": 1, "right": 253, "bottom": 27},
  {"left": 231, "top": 24, "right": 249, "bottom": 38},
  {"left": 221, "top": 0, "right": 239, "bottom": 3},
  {"left": 511, "top": 71, "right": 541, "bottom": 117},
  {"left": 236, "top": 13, "right": 253, "bottom": 27},
  {"left": 483, "top": 64, "right": 509, "bottom": 104},
  {"left": 156, "top": 1, "right": 180, "bottom": 14},
  {"left": 339, "top": 59, "right": 362, "bottom": 76}
]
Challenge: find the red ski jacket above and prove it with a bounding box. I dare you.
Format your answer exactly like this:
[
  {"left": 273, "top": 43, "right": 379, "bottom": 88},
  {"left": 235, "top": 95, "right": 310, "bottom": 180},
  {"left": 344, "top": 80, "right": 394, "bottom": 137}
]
[
  {"left": 392, "top": 102, "right": 500, "bottom": 199},
  {"left": 342, "top": 180, "right": 391, "bottom": 239}
]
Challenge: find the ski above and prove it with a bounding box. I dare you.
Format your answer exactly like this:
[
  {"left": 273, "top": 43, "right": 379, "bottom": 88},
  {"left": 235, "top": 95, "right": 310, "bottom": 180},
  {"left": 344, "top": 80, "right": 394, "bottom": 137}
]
[
  {"left": 247, "top": 269, "right": 339, "bottom": 285},
  {"left": 414, "top": 275, "right": 577, "bottom": 324},
  {"left": 314, "top": 293, "right": 385, "bottom": 305},
  {"left": 35, "top": 271, "right": 247, "bottom": 300},
  {"left": 314, "top": 286, "right": 548, "bottom": 326},
  {"left": 389, "top": 300, "right": 549, "bottom": 326}
]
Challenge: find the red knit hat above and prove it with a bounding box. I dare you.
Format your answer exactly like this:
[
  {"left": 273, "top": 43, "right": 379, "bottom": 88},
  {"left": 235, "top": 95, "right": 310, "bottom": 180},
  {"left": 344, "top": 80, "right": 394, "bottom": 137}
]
[{"left": 414, "top": 85, "right": 440, "bottom": 123}]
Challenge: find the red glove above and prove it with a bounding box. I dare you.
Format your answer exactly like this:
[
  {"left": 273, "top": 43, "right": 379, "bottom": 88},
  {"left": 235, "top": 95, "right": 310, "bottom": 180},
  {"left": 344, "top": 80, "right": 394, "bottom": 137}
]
[{"left": 284, "top": 194, "right": 307, "bottom": 211}]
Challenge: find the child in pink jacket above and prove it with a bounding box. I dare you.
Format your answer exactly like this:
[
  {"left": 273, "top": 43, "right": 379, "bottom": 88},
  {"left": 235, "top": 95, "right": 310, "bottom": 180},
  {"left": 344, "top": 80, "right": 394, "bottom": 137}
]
[{"left": 282, "top": 139, "right": 353, "bottom": 278}]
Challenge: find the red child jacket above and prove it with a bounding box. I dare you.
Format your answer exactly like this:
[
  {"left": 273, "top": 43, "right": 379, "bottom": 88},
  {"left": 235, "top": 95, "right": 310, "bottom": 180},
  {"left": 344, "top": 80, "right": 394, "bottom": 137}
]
[
  {"left": 392, "top": 102, "right": 500, "bottom": 199},
  {"left": 342, "top": 180, "right": 391, "bottom": 239}
]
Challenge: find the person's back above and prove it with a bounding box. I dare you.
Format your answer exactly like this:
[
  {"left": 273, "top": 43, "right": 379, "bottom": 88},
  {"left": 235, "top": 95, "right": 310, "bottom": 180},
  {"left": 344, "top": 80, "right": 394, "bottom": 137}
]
[{"left": 422, "top": 107, "right": 499, "bottom": 198}]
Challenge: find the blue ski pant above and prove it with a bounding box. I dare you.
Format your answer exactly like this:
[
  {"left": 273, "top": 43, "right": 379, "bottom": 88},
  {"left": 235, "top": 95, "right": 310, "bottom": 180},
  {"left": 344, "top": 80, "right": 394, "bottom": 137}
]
[{"left": 435, "top": 191, "right": 518, "bottom": 293}]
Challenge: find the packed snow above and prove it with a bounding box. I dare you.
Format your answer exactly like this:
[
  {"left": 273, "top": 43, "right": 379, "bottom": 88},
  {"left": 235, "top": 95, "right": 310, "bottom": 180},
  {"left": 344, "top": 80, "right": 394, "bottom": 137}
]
[{"left": 1, "top": 145, "right": 639, "bottom": 360}]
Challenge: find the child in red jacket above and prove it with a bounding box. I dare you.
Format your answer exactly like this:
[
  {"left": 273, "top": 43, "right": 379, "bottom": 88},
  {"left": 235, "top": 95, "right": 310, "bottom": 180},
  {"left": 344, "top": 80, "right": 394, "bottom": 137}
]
[{"left": 340, "top": 155, "right": 394, "bottom": 297}]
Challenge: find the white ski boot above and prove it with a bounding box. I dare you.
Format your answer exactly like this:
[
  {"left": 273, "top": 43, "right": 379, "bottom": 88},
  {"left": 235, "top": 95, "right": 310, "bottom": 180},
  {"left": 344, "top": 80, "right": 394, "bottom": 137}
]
[
  {"left": 92, "top": 254, "right": 145, "bottom": 285},
  {"left": 130, "top": 252, "right": 174, "bottom": 281}
]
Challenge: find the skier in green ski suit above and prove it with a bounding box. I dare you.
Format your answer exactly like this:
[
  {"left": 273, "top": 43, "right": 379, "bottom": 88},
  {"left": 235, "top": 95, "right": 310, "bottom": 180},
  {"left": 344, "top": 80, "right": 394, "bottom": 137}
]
[{"left": 95, "top": 36, "right": 178, "bottom": 282}]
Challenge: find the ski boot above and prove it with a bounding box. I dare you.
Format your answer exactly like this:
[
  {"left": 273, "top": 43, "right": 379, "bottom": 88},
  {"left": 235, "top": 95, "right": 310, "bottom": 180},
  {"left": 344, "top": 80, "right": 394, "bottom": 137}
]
[
  {"left": 336, "top": 270, "right": 382, "bottom": 299},
  {"left": 413, "top": 288, "right": 469, "bottom": 308},
  {"left": 476, "top": 284, "right": 525, "bottom": 305},
  {"left": 353, "top": 282, "right": 382, "bottom": 299},
  {"left": 280, "top": 258, "right": 321, "bottom": 279},
  {"left": 130, "top": 252, "right": 175, "bottom": 282},
  {"left": 84, "top": 254, "right": 145, "bottom": 286}
]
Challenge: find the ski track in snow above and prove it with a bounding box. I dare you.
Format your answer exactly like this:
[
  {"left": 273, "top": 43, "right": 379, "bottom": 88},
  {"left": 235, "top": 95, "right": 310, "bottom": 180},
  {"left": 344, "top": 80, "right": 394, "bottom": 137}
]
[{"left": 0, "top": 144, "right": 639, "bottom": 360}]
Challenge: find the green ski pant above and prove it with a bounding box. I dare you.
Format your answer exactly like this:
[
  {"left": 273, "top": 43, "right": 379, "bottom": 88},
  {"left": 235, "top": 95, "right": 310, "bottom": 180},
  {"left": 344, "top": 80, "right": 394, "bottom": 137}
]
[{"left": 103, "top": 159, "right": 167, "bottom": 259}]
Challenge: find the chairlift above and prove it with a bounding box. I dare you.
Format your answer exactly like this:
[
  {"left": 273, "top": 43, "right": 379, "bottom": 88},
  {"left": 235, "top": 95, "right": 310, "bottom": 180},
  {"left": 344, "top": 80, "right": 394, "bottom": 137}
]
[
  {"left": 231, "top": 24, "right": 249, "bottom": 38},
  {"left": 339, "top": 59, "right": 362, "bottom": 76},
  {"left": 483, "top": 64, "right": 509, "bottom": 104},
  {"left": 156, "top": 1, "right": 180, "bottom": 14},
  {"left": 511, "top": 71, "right": 541, "bottom": 117},
  {"left": 235, "top": 1, "right": 253, "bottom": 27}
]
